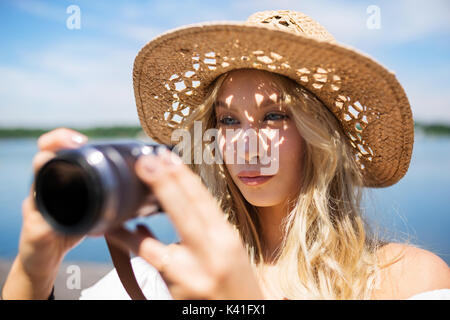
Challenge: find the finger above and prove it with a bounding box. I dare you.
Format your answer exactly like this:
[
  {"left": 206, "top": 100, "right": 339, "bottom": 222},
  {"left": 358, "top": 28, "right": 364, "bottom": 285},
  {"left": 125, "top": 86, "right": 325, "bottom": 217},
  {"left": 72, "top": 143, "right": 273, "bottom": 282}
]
[
  {"left": 105, "top": 226, "right": 169, "bottom": 271},
  {"left": 167, "top": 283, "right": 198, "bottom": 300},
  {"left": 22, "top": 194, "right": 38, "bottom": 216},
  {"left": 23, "top": 189, "right": 48, "bottom": 220},
  {"left": 37, "top": 127, "right": 88, "bottom": 152},
  {"left": 29, "top": 150, "right": 56, "bottom": 204},
  {"left": 156, "top": 149, "right": 224, "bottom": 224},
  {"left": 166, "top": 283, "right": 183, "bottom": 300},
  {"left": 135, "top": 151, "right": 224, "bottom": 247},
  {"left": 21, "top": 195, "right": 54, "bottom": 232},
  {"left": 135, "top": 153, "right": 205, "bottom": 245},
  {"left": 32, "top": 150, "right": 56, "bottom": 175}
]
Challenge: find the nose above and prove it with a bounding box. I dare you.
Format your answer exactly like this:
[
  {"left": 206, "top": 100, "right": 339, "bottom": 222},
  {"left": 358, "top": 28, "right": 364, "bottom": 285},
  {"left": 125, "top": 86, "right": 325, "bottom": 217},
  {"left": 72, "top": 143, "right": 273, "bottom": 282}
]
[{"left": 236, "top": 125, "right": 263, "bottom": 164}]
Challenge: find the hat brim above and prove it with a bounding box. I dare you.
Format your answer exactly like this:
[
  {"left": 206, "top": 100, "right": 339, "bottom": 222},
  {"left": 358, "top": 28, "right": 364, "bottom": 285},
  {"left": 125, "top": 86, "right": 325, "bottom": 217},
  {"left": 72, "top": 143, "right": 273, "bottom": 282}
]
[{"left": 133, "top": 22, "right": 414, "bottom": 188}]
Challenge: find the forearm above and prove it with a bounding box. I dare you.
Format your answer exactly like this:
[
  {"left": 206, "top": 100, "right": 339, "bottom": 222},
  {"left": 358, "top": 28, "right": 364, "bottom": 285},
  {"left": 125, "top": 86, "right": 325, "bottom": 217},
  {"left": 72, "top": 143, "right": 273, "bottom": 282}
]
[{"left": 1, "top": 256, "right": 58, "bottom": 300}]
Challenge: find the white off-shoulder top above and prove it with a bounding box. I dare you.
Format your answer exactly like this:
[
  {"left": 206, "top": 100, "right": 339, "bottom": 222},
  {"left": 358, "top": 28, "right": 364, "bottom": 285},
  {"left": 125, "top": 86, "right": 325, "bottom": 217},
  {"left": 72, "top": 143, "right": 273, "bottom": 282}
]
[{"left": 79, "top": 257, "right": 450, "bottom": 300}]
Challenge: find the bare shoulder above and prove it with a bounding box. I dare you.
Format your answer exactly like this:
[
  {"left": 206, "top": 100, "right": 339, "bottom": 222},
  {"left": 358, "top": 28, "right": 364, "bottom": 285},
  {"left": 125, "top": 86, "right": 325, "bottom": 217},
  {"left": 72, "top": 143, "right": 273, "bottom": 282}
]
[{"left": 371, "top": 242, "right": 450, "bottom": 299}]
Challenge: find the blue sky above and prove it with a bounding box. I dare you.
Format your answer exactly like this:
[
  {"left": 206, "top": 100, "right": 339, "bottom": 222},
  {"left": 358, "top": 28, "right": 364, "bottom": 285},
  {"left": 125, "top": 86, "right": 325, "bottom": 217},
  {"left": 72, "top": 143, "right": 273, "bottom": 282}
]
[{"left": 0, "top": 0, "right": 449, "bottom": 128}]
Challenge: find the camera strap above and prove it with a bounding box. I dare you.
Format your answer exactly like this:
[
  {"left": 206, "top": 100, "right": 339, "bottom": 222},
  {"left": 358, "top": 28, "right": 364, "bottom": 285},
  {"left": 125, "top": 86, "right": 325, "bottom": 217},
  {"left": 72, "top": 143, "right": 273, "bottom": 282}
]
[{"left": 104, "top": 235, "right": 147, "bottom": 300}]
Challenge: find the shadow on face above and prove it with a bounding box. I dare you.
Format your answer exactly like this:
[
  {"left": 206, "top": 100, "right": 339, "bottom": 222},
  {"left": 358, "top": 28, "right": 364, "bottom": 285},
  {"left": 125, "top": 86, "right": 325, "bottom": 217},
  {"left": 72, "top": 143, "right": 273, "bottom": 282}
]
[{"left": 214, "top": 69, "right": 304, "bottom": 207}]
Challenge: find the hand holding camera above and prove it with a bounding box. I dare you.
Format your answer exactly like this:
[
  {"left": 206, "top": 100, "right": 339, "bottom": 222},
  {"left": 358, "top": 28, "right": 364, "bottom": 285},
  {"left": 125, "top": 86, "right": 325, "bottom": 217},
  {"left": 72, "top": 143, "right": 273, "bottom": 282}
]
[
  {"left": 3, "top": 127, "right": 263, "bottom": 300},
  {"left": 2, "top": 128, "right": 90, "bottom": 299},
  {"left": 2, "top": 128, "right": 168, "bottom": 299}
]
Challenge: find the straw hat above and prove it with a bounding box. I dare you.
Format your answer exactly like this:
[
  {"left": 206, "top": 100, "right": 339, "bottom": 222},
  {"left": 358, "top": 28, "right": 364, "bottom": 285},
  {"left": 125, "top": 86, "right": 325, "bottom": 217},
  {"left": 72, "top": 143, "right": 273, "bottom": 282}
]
[{"left": 133, "top": 10, "right": 414, "bottom": 188}]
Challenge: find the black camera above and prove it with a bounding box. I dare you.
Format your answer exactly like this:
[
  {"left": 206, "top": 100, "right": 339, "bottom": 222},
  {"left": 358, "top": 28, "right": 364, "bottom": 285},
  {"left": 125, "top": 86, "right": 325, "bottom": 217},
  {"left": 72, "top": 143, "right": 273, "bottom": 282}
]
[{"left": 33, "top": 141, "right": 172, "bottom": 236}]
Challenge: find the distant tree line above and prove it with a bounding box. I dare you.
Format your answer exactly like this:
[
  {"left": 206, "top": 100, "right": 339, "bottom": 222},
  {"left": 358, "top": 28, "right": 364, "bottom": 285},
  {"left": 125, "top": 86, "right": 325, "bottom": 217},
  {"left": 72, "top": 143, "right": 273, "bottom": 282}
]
[
  {"left": 0, "top": 126, "right": 143, "bottom": 138},
  {"left": 0, "top": 122, "right": 449, "bottom": 138},
  {"left": 414, "top": 122, "right": 450, "bottom": 136}
]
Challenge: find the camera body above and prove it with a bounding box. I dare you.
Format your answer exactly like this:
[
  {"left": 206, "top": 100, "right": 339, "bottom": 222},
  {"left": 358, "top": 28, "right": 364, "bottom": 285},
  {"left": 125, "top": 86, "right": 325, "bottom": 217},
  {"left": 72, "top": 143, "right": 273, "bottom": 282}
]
[{"left": 34, "top": 140, "right": 169, "bottom": 236}]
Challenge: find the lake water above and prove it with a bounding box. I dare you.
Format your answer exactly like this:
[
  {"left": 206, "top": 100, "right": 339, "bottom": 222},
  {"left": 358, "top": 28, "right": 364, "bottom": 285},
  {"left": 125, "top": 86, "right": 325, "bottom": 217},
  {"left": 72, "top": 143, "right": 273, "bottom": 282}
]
[{"left": 0, "top": 135, "right": 449, "bottom": 264}]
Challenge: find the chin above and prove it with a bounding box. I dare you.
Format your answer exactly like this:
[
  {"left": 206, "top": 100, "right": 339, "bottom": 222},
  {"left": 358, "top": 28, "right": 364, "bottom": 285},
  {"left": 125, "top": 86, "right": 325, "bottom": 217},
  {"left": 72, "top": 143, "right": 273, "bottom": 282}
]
[
  {"left": 247, "top": 198, "right": 281, "bottom": 207},
  {"left": 241, "top": 191, "right": 283, "bottom": 207}
]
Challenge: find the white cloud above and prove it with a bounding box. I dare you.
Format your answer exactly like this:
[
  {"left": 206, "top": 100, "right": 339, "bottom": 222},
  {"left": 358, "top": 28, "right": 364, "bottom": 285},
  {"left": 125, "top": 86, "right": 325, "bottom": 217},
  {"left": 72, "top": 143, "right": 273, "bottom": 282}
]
[
  {"left": 230, "top": 0, "right": 450, "bottom": 122},
  {"left": 13, "top": 0, "right": 450, "bottom": 48},
  {"left": 13, "top": 0, "right": 66, "bottom": 23},
  {"left": 0, "top": 42, "right": 141, "bottom": 128},
  {"left": 4, "top": 0, "right": 449, "bottom": 127},
  {"left": 403, "top": 81, "right": 450, "bottom": 123},
  {"left": 116, "top": 24, "right": 163, "bottom": 43},
  {"left": 234, "top": 0, "right": 450, "bottom": 48}
]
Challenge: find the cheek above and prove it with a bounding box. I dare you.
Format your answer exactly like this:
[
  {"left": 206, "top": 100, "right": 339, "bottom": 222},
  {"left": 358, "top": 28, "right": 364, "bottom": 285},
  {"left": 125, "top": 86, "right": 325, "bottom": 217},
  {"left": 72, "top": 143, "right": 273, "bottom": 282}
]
[
  {"left": 276, "top": 127, "right": 304, "bottom": 187},
  {"left": 217, "top": 131, "right": 238, "bottom": 178},
  {"left": 279, "top": 130, "right": 303, "bottom": 167},
  {"left": 217, "top": 129, "right": 238, "bottom": 165},
  {"left": 217, "top": 130, "right": 228, "bottom": 163}
]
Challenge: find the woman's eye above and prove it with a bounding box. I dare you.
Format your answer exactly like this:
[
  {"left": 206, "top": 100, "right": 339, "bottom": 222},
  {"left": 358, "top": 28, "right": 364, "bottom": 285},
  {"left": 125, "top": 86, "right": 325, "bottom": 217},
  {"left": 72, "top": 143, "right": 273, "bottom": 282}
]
[
  {"left": 218, "top": 116, "right": 239, "bottom": 125},
  {"left": 264, "top": 113, "right": 289, "bottom": 121},
  {"left": 218, "top": 113, "right": 289, "bottom": 125}
]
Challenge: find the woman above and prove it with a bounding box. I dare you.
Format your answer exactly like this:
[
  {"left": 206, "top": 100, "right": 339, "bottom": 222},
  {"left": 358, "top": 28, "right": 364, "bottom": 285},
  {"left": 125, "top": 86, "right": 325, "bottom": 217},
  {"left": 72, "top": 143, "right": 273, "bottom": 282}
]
[{"left": 2, "top": 10, "right": 450, "bottom": 300}]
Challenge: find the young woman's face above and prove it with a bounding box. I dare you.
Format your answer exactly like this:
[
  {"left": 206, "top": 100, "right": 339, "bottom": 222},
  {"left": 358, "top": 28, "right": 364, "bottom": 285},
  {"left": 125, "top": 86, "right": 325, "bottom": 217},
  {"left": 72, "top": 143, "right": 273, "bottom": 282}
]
[{"left": 214, "top": 69, "right": 304, "bottom": 207}]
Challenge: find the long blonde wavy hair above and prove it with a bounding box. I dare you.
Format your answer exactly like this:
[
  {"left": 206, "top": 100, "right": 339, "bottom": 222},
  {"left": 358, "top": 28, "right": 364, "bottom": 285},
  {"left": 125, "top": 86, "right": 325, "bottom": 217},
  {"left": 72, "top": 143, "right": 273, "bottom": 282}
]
[{"left": 175, "top": 69, "right": 388, "bottom": 299}]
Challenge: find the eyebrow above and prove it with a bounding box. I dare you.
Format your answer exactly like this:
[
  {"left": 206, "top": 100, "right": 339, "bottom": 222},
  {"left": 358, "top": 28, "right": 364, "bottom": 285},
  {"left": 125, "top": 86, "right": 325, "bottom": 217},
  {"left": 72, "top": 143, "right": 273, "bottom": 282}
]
[{"left": 214, "top": 97, "right": 282, "bottom": 110}]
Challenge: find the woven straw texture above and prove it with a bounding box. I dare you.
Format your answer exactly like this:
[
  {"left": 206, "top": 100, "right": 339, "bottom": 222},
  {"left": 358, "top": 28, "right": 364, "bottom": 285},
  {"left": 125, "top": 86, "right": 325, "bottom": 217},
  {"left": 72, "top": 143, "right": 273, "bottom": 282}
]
[{"left": 133, "top": 10, "right": 414, "bottom": 188}]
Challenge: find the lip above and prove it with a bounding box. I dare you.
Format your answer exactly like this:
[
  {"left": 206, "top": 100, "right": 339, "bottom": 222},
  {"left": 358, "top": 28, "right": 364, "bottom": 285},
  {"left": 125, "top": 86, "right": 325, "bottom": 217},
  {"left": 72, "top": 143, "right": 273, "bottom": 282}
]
[{"left": 237, "top": 171, "right": 274, "bottom": 186}]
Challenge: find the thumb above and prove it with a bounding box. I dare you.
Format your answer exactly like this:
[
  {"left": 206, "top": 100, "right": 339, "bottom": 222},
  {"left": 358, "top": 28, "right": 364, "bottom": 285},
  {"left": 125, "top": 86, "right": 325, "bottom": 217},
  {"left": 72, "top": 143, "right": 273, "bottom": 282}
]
[{"left": 135, "top": 150, "right": 183, "bottom": 185}]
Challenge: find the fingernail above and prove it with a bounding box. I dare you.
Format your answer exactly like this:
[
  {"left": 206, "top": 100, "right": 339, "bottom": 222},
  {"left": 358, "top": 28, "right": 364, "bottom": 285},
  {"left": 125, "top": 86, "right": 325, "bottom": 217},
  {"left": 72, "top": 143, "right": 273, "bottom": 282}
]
[
  {"left": 140, "top": 154, "right": 160, "bottom": 173},
  {"left": 157, "top": 148, "right": 182, "bottom": 166},
  {"left": 72, "top": 134, "right": 88, "bottom": 145}
]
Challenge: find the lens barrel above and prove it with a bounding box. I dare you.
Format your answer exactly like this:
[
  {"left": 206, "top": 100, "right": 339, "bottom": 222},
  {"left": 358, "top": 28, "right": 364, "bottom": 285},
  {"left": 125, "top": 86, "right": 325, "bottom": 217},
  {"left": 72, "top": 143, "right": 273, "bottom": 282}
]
[{"left": 34, "top": 141, "right": 168, "bottom": 235}]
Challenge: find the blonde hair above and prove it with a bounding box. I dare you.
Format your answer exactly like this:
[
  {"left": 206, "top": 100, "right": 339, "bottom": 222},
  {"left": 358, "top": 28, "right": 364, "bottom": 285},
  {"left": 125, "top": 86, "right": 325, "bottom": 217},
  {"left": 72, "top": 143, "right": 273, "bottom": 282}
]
[{"left": 178, "top": 69, "right": 388, "bottom": 299}]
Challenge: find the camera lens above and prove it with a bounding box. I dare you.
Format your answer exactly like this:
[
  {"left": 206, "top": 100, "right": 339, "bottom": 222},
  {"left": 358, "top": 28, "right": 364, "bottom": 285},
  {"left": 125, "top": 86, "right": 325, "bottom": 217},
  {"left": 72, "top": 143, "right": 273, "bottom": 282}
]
[
  {"left": 35, "top": 157, "right": 104, "bottom": 234},
  {"left": 37, "top": 160, "right": 93, "bottom": 227},
  {"left": 34, "top": 141, "right": 166, "bottom": 235}
]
